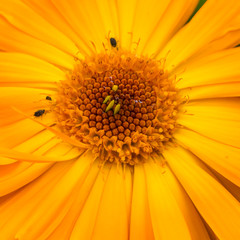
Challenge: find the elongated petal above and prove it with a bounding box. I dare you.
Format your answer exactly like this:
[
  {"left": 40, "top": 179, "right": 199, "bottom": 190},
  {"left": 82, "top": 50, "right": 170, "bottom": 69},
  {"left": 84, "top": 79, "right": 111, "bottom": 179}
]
[
  {"left": 182, "top": 98, "right": 240, "bottom": 121},
  {"left": 176, "top": 48, "right": 240, "bottom": 89},
  {"left": 154, "top": 163, "right": 210, "bottom": 240},
  {"left": 163, "top": 146, "right": 240, "bottom": 239},
  {"left": 48, "top": 161, "right": 100, "bottom": 240},
  {"left": 0, "top": 157, "right": 15, "bottom": 165},
  {"left": 0, "top": 119, "right": 48, "bottom": 148},
  {"left": 193, "top": 15, "right": 240, "bottom": 58},
  {"left": 118, "top": 0, "right": 198, "bottom": 53},
  {"left": 12, "top": 107, "right": 90, "bottom": 149},
  {"left": 0, "top": 161, "right": 72, "bottom": 239},
  {"left": 159, "top": 0, "right": 240, "bottom": 71},
  {"left": 180, "top": 82, "right": 240, "bottom": 100},
  {"left": 141, "top": 0, "right": 198, "bottom": 56},
  {"left": 95, "top": 0, "right": 119, "bottom": 44},
  {"left": 130, "top": 164, "right": 154, "bottom": 240},
  {"left": 0, "top": 15, "right": 75, "bottom": 69},
  {"left": 175, "top": 129, "right": 240, "bottom": 187},
  {"left": 0, "top": 87, "right": 55, "bottom": 126},
  {"left": 213, "top": 170, "right": 240, "bottom": 202},
  {"left": 178, "top": 113, "right": 240, "bottom": 148},
  {"left": 0, "top": 0, "right": 78, "bottom": 56},
  {"left": 51, "top": 0, "right": 106, "bottom": 53},
  {"left": 144, "top": 161, "right": 192, "bottom": 240},
  {"left": 0, "top": 52, "right": 65, "bottom": 88},
  {"left": 123, "top": 166, "right": 133, "bottom": 232},
  {"left": 1, "top": 119, "right": 84, "bottom": 165},
  {"left": 0, "top": 131, "right": 84, "bottom": 197},
  {"left": 114, "top": 0, "right": 137, "bottom": 50},
  {"left": 70, "top": 164, "right": 110, "bottom": 240},
  {"left": 92, "top": 164, "right": 129, "bottom": 240},
  {"left": 71, "top": 166, "right": 131, "bottom": 240},
  {"left": 22, "top": 0, "right": 92, "bottom": 57},
  {"left": 0, "top": 146, "right": 81, "bottom": 163},
  {"left": 14, "top": 152, "right": 92, "bottom": 240},
  {"left": 0, "top": 161, "right": 51, "bottom": 197}
]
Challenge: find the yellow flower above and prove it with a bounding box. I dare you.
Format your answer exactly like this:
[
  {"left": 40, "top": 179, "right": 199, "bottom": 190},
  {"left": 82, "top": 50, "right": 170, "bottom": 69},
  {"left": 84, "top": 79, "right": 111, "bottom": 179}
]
[{"left": 0, "top": 0, "right": 240, "bottom": 239}]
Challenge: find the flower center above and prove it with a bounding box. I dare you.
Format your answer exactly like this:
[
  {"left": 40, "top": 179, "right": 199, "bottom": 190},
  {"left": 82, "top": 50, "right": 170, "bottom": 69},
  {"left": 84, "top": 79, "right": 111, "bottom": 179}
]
[{"left": 54, "top": 51, "right": 181, "bottom": 165}]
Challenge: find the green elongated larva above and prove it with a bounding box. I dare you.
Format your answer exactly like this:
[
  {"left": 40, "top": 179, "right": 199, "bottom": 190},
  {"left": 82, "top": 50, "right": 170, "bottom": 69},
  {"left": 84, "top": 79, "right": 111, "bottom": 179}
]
[
  {"left": 105, "top": 100, "right": 115, "bottom": 112},
  {"left": 114, "top": 104, "right": 121, "bottom": 115},
  {"left": 103, "top": 95, "right": 111, "bottom": 104}
]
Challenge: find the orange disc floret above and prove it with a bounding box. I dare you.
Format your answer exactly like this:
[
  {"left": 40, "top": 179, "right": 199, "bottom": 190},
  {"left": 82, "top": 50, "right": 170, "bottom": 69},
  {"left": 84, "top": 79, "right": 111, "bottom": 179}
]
[{"left": 54, "top": 50, "right": 182, "bottom": 165}]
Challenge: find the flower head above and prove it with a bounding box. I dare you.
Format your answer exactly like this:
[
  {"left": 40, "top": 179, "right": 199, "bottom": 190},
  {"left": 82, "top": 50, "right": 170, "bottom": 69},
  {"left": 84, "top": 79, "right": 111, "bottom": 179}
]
[{"left": 0, "top": 0, "right": 240, "bottom": 239}]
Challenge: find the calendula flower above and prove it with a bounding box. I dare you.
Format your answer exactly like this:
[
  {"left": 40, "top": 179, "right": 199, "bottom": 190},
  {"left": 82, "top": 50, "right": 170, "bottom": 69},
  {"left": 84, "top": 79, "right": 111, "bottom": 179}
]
[{"left": 0, "top": 0, "right": 240, "bottom": 239}]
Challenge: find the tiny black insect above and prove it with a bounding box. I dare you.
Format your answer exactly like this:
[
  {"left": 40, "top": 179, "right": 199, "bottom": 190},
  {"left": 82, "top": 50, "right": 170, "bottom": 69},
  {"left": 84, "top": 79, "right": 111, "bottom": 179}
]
[
  {"left": 34, "top": 109, "right": 45, "bottom": 117},
  {"left": 46, "top": 96, "right": 52, "bottom": 101},
  {"left": 110, "top": 38, "right": 117, "bottom": 47}
]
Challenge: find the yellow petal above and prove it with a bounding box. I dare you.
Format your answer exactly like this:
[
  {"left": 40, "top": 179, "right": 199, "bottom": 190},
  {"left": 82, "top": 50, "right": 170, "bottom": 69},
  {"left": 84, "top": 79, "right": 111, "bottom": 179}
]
[
  {"left": 0, "top": 140, "right": 83, "bottom": 164},
  {"left": 175, "top": 128, "right": 240, "bottom": 187},
  {"left": 123, "top": 165, "right": 133, "bottom": 231},
  {"left": 180, "top": 82, "right": 240, "bottom": 100},
  {"left": 36, "top": 161, "right": 98, "bottom": 240},
  {"left": 12, "top": 106, "right": 90, "bottom": 149},
  {"left": 130, "top": 164, "right": 154, "bottom": 240},
  {"left": 191, "top": 15, "right": 240, "bottom": 58},
  {"left": 91, "top": 164, "right": 129, "bottom": 240},
  {"left": 178, "top": 112, "right": 240, "bottom": 148},
  {"left": 0, "top": 160, "right": 73, "bottom": 239},
  {"left": 15, "top": 151, "right": 92, "bottom": 240},
  {"left": 0, "top": 161, "right": 51, "bottom": 197},
  {"left": 182, "top": 98, "right": 240, "bottom": 121},
  {"left": 213, "top": 170, "right": 240, "bottom": 202},
  {"left": 0, "top": 87, "right": 55, "bottom": 126},
  {"left": 95, "top": 0, "right": 119, "bottom": 44},
  {"left": 12, "top": 126, "right": 84, "bottom": 163},
  {"left": 113, "top": 0, "right": 136, "bottom": 50},
  {"left": 22, "top": 0, "right": 92, "bottom": 57},
  {"left": 0, "top": 129, "right": 85, "bottom": 196},
  {"left": 154, "top": 163, "right": 210, "bottom": 240},
  {"left": 0, "top": 118, "right": 59, "bottom": 161},
  {"left": 176, "top": 48, "right": 240, "bottom": 89},
  {"left": 48, "top": 161, "right": 100, "bottom": 240},
  {"left": 0, "top": 119, "right": 47, "bottom": 148},
  {"left": 43, "top": 143, "right": 84, "bottom": 162},
  {"left": 144, "top": 161, "right": 192, "bottom": 240},
  {"left": 0, "top": 147, "right": 74, "bottom": 163},
  {"left": 70, "top": 164, "right": 110, "bottom": 240},
  {"left": 159, "top": 0, "right": 240, "bottom": 71},
  {"left": 0, "top": 191, "right": 16, "bottom": 205},
  {"left": 0, "top": 52, "right": 65, "bottom": 88},
  {"left": 51, "top": 0, "right": 107, "bottom": 53},
  {"left": 0, "top": 15, "right": 75, "bottom": 69},
  {"left": 0, "top": 157, "right": 15, "bottom": 165},
  {"left": 0, "top": 0, "right": 78, "bottom": 56},
  {"left": 117, "top": 0, "right": 198, "bottom": 53},
  {"left": 163, "top": 146, "right": 240, "bottom": 239},
  {"left": 142, "top": 0, "right": 198, "bottom": 56}
]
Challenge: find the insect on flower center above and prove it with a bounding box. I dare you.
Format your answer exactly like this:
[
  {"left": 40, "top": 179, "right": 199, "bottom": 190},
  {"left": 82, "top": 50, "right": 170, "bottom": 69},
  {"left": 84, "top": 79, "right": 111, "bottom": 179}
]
[{"left": 54, "top": 51, "right": 181, "bottom": 165}]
